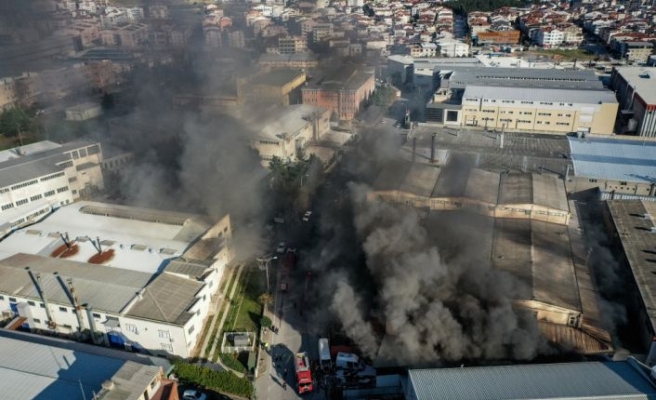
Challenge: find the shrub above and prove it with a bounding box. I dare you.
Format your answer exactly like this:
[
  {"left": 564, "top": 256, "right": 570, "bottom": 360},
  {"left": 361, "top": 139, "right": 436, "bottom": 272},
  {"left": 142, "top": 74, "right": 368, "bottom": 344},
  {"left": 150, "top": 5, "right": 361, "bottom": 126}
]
[{"left": 171, "top": 358, "right": 254, "bottom": 398}]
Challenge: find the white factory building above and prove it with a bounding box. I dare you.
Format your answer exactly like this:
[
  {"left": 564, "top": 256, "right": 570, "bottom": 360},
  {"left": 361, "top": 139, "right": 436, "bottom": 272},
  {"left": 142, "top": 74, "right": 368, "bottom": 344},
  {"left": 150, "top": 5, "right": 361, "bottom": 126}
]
[
  {"left": 0, "top": 201, "right": 234, "bottom": 359},
  {"left": 0, "top": 140, "right": 105, "bottom": 236}
]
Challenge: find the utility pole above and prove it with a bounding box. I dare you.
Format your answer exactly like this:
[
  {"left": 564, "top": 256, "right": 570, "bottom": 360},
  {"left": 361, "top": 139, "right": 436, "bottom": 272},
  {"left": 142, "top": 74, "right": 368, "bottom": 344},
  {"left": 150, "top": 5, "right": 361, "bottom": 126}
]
[{"left": 257, "top": 254, "right": 276, "bottom": 294}]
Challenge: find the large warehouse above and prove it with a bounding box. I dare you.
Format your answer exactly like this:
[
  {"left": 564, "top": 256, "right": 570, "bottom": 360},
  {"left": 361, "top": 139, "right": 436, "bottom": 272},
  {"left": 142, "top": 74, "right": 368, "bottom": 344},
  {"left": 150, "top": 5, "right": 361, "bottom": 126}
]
[
  {"left": 0, "top": 201, "right": 234, "bottom": 358},
  {"left": 371, "top": 160, "right": 612, "bottom": 362},
  {"left": 605, "top": 200, "right": 656, "bottom": 366},
  {"left": 406, "top": 360, "right": 656, "bottom": 400}
]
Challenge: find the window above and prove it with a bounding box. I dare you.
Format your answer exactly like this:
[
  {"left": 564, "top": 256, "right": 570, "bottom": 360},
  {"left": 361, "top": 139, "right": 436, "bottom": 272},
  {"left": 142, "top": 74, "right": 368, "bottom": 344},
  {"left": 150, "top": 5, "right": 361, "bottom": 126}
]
[
  {"left": 28, "top": 301, "right": 35, "bottom": 306},
  {"left": 72, "top": 190, "right": 77, "bottom": 195},
  {"left": 40, "top": 172, "right": 65, "bottom": 182},
  {"left": 0, "top": 295, "right": 4, "bottom": 301},
  {"left": 63, "top": 324, "right": 72, "bottom": 329},
  {"left": 158, "top": 330, "right": 171, "bottom": 339},
  {"left": 33, "top": 318, "right": 41, "bottom": 324},
  {"left": 9, "top": 297, "right": 16, "bottom": 302},
  {"left": 92, "top": 313, "right": 101, "bottom": 319},
  {"left": 40, "top": 303, "right": 45, "bottom": 308},
  {"left": 11, "top": 180, "right": 38, "bottom": 191},
  {"left": 59, "top": 306, "right": 67, "bottom": 312},
  {"left": 160, "top": 343, "right": 173, "bottom": 352},
  {"left": 87, "top": 144, "right": 100, "bottom": 155},
  {"left": 30, "top": 194, "right": 43, "bottom": 202},
  {"left": 188, "top": 325, "right": 195, "bottom": 335},
  {"left": 588, "top": 179, "right": 598, "bottom": 183},
  {"left": 125, "top": 323, "right": 138, "bottom": 333},
  {"left": 620, "top": 181, "right": 628, "bottom": 186},
  {"left": 15, "top": 199, "right": 28, "bottom": 206},
  {"left": 1, "top": 203, "right": 13, "bottom": 211},
  {"left": 57, "top": 186, "right": 69, "bottom": 193},
  {"left": 44, "top": 190, "right": 55, "bottom": 197}
]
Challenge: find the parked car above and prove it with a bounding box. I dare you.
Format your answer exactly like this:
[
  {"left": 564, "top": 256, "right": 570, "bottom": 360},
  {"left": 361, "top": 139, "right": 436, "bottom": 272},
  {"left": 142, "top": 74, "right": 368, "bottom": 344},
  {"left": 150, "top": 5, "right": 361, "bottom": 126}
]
[
  {"left": 276, "top": 242, "right": 287, "bottom": 254},
  {"left": 183, "top": 390, "right": 207, "bottom": 400}
]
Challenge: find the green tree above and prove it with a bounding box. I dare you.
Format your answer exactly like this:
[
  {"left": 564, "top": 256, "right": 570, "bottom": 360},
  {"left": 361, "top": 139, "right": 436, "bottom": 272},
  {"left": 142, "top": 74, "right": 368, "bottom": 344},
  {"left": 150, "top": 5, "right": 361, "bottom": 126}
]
[{"left": 0, "top": 108, "right": 32, "bottom": 138}]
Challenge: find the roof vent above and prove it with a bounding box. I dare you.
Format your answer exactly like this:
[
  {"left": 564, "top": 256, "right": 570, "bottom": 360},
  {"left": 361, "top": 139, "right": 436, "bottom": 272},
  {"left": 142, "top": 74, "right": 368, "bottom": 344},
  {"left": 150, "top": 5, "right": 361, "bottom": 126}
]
[{"left": 102, "top": 380, "right": 115, "bottom": 391}]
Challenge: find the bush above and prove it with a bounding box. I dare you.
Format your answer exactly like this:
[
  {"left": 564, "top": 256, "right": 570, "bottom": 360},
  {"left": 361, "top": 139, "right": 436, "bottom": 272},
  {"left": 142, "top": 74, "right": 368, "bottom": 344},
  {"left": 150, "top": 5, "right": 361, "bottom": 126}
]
[
  {"left": 172, "top": 359, "right": 254, "bottom": 398},
  {"left": 260, "top": 316, "right": 272, "bottom": 328},
  {"left": 220, "top": 352, "right": 248, "bottom": 373}
]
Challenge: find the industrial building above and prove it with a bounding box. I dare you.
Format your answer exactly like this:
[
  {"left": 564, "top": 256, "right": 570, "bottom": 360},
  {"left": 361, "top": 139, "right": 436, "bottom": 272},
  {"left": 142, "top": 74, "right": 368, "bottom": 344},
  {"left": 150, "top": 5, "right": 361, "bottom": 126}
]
[
  {"left": 369, "top": 161, "right": 571, "bottom": 225},
  {"left": 301, "top": 66, "right": 375, "bottom": 121},
  {"left": 567, "top": 136, "right": 656, "bottom": 198},
  {"left": 406, "top": 360, "right": 656, "bottom": 400},
  {"left": 371, "top": 158, "right": 612, "bottom": 361},
  {"left": 65, "top": 102, "right": 103, "bottom": 121},
  {"left": 0, "top": 201, "right": 234, "bottom": 358},
  {"left": 258, "top": 53, "right": 319, "bottom": 70},
  {"left": 605, "top": 200, "right": 656, "bottom": 366},
  {"left": 0, "top": 140, "right": 105, "bottom": 236},
  {"left": 237, "top": 69, "right": 306, "bottom": 106},
  {"left": 611, "top": 67, "right": 656, "bottom": 137},
  {"left": 0, "top": 329, "right": 172, "bottom": 400},
  {"left": 232, "top": 104, "right": 331, "bottom": 166}
]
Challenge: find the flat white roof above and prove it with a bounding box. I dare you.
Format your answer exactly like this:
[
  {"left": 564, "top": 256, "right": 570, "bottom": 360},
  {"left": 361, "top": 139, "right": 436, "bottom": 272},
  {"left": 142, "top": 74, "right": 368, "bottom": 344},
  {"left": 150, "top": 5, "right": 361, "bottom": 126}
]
[
  {"left": 0, "top": 141, "right": 61, "bottom": 163},
  {"left": 0, "top": 201, "right": 208, "bottom": 274}
]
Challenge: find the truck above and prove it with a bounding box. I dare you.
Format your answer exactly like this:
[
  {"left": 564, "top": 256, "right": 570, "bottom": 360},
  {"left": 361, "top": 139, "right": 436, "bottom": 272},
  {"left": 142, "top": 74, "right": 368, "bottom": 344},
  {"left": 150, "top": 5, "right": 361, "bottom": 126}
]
[
  {"left": 318, "top": 338, "right": 332, "bottom": 371},
  {"left": 294, "top": 352, "right": 313, "bottom": 394}
]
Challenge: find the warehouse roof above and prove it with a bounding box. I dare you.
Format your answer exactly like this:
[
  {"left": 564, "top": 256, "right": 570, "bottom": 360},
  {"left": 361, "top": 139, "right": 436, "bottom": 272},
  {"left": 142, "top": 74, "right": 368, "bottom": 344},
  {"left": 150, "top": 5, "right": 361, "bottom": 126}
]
[
  {"left": 399, "top": 163, "right": 442, "bottom": 197},
  {"left": 0, "top": 330, "right": 167, "bottom": 400},
  {"left": 614, "top": 67, "right": 656, "bottom": 105},
  {"left": 125, "top": 272, "right": 203, "bottom": 325},
  {"left": 408, "top": 361, "right": 656, "bottom": 400},
  {"left": 0, "top": 202, "right": 210, "bottom": 274},
  {"left": 606, "top": 200, "right": 656, "bottom": 335},
  {"left": 250, "top": 69, "right": 305, "bottom": 86},
  {"left": 0, "top": 253, "right": 150, "bottom": 314},
  {"left": 463, "top": 85, "right": 618, "bottom": 105},
  {"left": 568, "top": 136, "right": 656, "bottom": 183},
  {"left": 445, "top": 67, "right": 604, "bottom": 90}
]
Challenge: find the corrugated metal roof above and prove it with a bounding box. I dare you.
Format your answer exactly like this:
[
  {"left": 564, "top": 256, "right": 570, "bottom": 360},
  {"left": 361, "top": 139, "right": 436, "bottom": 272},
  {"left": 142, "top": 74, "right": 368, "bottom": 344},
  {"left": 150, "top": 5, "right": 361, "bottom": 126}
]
[
  {"left": 164, "top": 258, "right": 211, "bottom": 279},
  {"left": 463, "top": 85, "right": 618, "bottom": 105},
  {"left": 399, "top": 163, "right": 441, "bottom": 197},
  {"left": 568, "top": 136, "right": 656, "bottom": 183},
  {"left": 126, "top": 273, "right": 203, "bottom": 325},
  {"left": 0, "top": 253, "right": 149, "bottom": 314},
  {"left": 409, "top": 361, "right": 656, "bottom": 400},
  {"left": 97, "top": 362, "right": 161, "bottom": 400}
]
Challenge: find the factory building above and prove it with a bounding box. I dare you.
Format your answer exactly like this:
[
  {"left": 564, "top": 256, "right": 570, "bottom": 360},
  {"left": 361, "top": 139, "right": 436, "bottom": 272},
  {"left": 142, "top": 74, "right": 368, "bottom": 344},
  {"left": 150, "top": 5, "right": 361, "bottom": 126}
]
[
  {"left": 301, "top": 66, "right": 375, "bottom": 121},
  {"left": 232, "top": 104, "right": 331, "bottom": 166},
  {"left": 0, "top": 140, "right": 105, "bottom": 236},
  {"left": 372, "top": 158, "right": 612, "bottom": 364},
  {"left": 406, "top": 360, "right": 656, "bottom": 400},
  {"left": 0, "top": 329, "right": 172, "bottom": 400},
  {"left": 605, "top": 200, "right": 656, "bottom": 366},
  {"left": 0, "top": 201, "right": 234, "bottom": 358},
  {"left": 611, "top": 67, "right": 656, "bottom": 137},
  {"left": 237, "top": 69, "right": 306, "bottom": 106},
  {"left": 369, "top": 161, "right": 571, "bottom": 225},
  {"left": 567, "top": 136, "right": 656, "bottom": 199}
]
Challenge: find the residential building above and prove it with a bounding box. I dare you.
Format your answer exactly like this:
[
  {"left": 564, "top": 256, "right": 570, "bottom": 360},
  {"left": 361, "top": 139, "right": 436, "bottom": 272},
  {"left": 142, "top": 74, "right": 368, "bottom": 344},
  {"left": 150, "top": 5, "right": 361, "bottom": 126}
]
[
  {"left": 435, "top": 38, "right": 470, "bottom": 57},
  {"left": 476, "top": 29, "right": 521, "bottom": 45},
  {"left": 0, "top": 329, "right": 172, "bottom": 400},
  {"left": 0, "top": 201, "right": 234, "bottom": 359},
  {"left": 535, "top": 27, "right": 565, "bottom": 48},
  {"left": 301, "top": 67, "right": 375, "bottom": 121},
  {"left": 406, "top": 361, "right": 656, "bottom": 400},
  {"left": 101, "top": 23, "right": 148, "bottom": 48},
  {"left": 312, "top": 23, "right": 334, "bottom": 43},
  {"left": 279, "top": 35, "right": 307, "bottom": 54},
  {"left": 615, "top": 41, "right": 654, "bottom": 63},
  {"left": 611, "top": 67, "right": 656, "bottom": 136},
  {"left": 63, "top": 21, "right": 101, "bottom": 48}
]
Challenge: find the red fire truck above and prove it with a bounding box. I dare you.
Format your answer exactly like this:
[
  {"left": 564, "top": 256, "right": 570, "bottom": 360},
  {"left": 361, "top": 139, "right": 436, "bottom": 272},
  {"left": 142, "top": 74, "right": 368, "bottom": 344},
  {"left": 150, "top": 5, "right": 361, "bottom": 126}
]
[{"left": 294, "top": 352, "right": 313, "bottom": 394}]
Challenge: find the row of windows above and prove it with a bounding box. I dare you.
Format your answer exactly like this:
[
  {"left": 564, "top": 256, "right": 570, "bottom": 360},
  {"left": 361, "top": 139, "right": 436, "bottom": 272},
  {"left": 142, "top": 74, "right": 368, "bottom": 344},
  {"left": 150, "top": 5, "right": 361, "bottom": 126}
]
[
  {"left": 15, "top": 199, "right": 28, "bottom": 206},
  {"left": 1, "top": 203, "right": 13, "bottom": 211},
  {"left": 57, "top": 186, "right": 69, "bottom": 193},
  {"left": 40, "top": 172, "right": 65, "bottom": 182},
  {"left": 0, "top": 187, "right": 69, "bottom": 212},
  {"left": 30, "top": 194, "right": 42, "bottom": 202},
  {"left": 11, "top": 179, "right": 38, "bottom": 191},
  {"left": 259, "top": 140, "right": 280, "bottom": 146}
]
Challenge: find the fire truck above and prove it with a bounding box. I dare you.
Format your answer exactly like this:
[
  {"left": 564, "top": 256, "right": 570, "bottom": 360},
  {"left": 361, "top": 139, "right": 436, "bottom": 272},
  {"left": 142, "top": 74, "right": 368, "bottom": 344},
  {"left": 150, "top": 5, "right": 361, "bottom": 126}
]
[{"left": 294, "top": 352, "right": 313, "bottom": 394}]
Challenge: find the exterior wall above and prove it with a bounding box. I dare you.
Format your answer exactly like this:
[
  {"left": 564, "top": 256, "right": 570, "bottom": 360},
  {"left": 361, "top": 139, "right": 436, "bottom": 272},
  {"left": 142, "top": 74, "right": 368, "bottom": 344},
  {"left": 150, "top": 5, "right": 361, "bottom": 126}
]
[
  {"left": 610, "top": 69, "right": 656, "bottom": 137},
  {"left": 66, "top": 105, "right": 103, "bottom": 121},
  {"left": 515, "top": 300, "right": 581, "bottom": 326},
  {"left": 567, "top": 176, "right": 656, "bottom": 197},
  {"left": 117, "top": 316, "right": 189, "bottom": 357},
  {"left": 301, "top": 73, "right": 374, "bottom": 120},
  {"left": 476, "top": 30, "right": 521, "bottom": 44},
  {"left": 460, "top": 98, "right": 618, "bottom": 135},
  {"left": 367, "top": 191, "right": 570, "bottom": 225},
  {"left": 244, "top": 72, "right": 306, "bottom": 105}
]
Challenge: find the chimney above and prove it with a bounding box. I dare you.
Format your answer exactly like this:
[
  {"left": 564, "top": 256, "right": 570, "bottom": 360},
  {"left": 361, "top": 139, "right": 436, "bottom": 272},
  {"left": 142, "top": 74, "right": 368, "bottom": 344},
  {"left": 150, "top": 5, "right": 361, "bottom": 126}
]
[
  {"left": 430, "top": 133, "right": 436, "bottom": 163},
  {"left": 412, "top": 137, "right": 416, "bottom": 163}
]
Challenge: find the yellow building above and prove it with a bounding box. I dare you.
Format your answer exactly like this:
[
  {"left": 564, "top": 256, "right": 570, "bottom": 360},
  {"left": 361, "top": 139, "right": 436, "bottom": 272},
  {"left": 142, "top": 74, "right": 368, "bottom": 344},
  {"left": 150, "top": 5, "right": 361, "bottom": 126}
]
[
  {"left": 458, "top": 86, "right": 618, "bottom": 135},
  {"left": 239, "top": 69, "right": 306, "bottom": 106}
]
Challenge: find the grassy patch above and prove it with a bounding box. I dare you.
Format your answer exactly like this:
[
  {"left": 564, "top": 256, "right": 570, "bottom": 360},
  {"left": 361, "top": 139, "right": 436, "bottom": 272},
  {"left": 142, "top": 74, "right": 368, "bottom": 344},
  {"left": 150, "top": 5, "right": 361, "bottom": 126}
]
[
  {"left": 525, "top": 48, "right": 596, "bottom": 61},
  {"left": 108, "top": 0, "right": 140, "bottom": 6},
  {"left": 172, "top": 359, "right": 254, "bottom": 399}
]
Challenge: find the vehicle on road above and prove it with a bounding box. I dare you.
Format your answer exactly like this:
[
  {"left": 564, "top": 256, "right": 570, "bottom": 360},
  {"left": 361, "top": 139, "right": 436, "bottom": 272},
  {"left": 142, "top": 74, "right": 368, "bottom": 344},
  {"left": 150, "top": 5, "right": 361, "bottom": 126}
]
[
  {"left": 334, "top": 352, "right": 376, "bottom": 389},
  {"left": 294, "top": 352, "right": 313, "bottom": 394},
  {"left": 183, "top": 389, "right": 207, "bottom": 400},
  {"left": 276, "top": 242, "right": 286, "bottom": 254},
  {"left": 319, "top": 338, "right": 332, "bottom": 370}
]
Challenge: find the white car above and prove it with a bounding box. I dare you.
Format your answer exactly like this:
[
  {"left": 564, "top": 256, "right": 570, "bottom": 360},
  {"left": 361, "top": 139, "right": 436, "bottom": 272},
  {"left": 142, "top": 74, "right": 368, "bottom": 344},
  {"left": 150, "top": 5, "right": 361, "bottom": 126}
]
[
  {"left": 276, "top": 242, "right": 286, "bottom": 254},
  {"left": 183, "top": 390, "right": 207, "bottom": 400},
  {"left": 302, "top": 211, "right": 312, "bottom": 221}
]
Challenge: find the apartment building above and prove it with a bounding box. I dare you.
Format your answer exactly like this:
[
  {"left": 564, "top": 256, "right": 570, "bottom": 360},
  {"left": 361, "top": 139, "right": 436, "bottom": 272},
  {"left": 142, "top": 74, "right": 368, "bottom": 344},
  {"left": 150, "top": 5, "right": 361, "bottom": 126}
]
[
  {"left": 279, "top": 35, "right": 307, "bottom": 54},
  {"left": 101, "top": 23, "right": 148, "bottom": 48},
  {"left": 435, "top": 38, "right": 470, "bottom": 57},
  {"left": 536, "top": 27, "right": 565, "bottom": 48},
  {"left": 301, "top": 67, "right": 375, "bottom": 121},
  {"left": 312, "top": 23, "right": 334, "bottom": 43},
  {"left": 459, "top": 86, "right": 618, "bottom": 134},
  {"left": 616, "top": 41, "right": 654, "bottom": 63}
]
